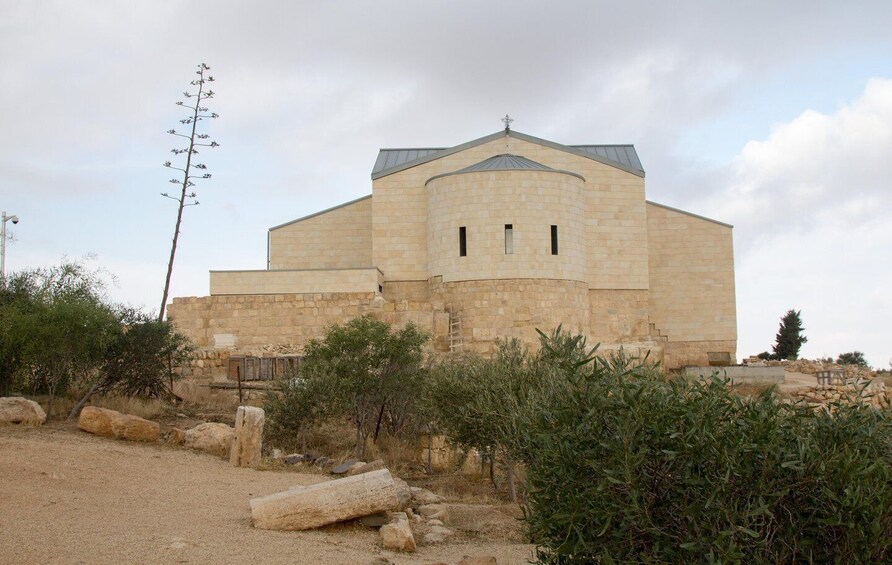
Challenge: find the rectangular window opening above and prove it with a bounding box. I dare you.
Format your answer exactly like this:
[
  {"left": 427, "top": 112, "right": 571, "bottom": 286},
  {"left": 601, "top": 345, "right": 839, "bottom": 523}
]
[
  {"left": 459, "top": 226, "right": 467, "bottom": 257},
  {"left": 551, "top": 225, "right": 559, "bottom": 255},
  {"left": 504, "top": 224, "right": 513, "bottom": 254}
]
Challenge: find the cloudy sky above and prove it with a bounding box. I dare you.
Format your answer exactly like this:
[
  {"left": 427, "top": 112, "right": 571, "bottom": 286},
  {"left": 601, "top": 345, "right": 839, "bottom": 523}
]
[{"left": 2, "top": 1, "right": 890, "bottom": 367}]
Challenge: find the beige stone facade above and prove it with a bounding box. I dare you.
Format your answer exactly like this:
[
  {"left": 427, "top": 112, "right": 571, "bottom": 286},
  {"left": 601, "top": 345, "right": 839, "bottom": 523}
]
[{"left": 168, "top": 129, "right": 737, "bottom": 371}]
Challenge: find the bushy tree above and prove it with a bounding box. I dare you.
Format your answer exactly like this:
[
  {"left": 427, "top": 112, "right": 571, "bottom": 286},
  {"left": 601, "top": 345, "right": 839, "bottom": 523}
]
[
  {"left": 1, "top": 261, "right": 194, "bottom": 419},
  {"left": 284, "top": 316, "right": 428, "bottom": 458},
  {"left": 2, "top": 262, "right": 120, "bottom": 417},
  {"left": 837, "top": 351, "right": 868, "bottom": 367},
  {"left": 68, "top": 310, "right": 194, "bottom": 419},
  {"left": 772, "top": 309, "right": 807, "bottom": 360}
]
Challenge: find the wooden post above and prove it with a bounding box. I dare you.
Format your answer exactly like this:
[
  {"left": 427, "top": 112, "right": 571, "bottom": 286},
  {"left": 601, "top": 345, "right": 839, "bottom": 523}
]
[{"left": 250, "top": 468, "right": 400, "bottom": 530}]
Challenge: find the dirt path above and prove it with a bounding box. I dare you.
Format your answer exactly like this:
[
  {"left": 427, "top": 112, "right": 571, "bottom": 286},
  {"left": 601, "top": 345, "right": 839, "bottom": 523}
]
[{"left": 0, "top": 425, "right": 532, "bottom": 564}]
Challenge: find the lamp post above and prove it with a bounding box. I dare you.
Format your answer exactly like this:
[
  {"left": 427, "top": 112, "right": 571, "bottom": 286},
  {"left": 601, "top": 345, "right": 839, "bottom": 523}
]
[{"left": 1, "top": 211, "right": 19, "bottom": 281}]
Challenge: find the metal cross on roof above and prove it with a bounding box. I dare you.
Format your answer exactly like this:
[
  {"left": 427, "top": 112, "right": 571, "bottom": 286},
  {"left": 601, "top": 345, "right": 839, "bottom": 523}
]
[{"left": 501, "top": 114, "right": 513, "bottom": 132}]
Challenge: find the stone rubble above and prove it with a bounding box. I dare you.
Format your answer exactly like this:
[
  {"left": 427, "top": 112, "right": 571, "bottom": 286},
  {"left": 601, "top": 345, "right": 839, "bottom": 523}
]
[{"left": 790, "top": 380, "right": 892, "bottom": 411}]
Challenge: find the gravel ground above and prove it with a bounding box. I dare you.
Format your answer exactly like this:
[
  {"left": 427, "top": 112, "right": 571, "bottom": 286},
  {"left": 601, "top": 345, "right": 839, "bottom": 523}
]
[{"left": 0, "top": 424, "right": 533, "bottom": 564}]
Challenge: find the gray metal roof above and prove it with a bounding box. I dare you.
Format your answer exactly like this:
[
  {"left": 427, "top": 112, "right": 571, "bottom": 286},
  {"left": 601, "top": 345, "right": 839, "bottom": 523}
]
[
  {"left": 425, "top": 154, "right": 586, "bottom": 185},
  {"left": 371, "top": 130, "right": 645, "bottom": 179},
  {"left": 571, "top": 145, "right": 642, "bottom": 173},
  {"left": 457, "top": 153, "right": 553, "bottom": 173},
  {"left": 372, "top": 148, "right": 444, "bottom": 175}
]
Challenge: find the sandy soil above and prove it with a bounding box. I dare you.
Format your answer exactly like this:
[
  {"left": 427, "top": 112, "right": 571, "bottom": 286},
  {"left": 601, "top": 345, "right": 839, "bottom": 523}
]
[{"left": 0, "top": 424, "right": 533, "bottom": 564}]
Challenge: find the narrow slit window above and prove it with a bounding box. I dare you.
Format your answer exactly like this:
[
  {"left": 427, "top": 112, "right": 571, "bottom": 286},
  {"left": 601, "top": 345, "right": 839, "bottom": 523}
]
[
  {"left": 504, "top": 224, "right": 513, "bottom": 254},
  {"left": 459, "top": 226, "right": 467, "bottom": 257},
  {"left": 551, "top": 225, "right": 558, "bottom": 255}
]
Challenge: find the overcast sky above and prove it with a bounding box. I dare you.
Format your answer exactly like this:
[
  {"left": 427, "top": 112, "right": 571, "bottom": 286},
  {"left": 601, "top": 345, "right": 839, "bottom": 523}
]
[{"left": 2, "top": 1, "right": 890, "bottom": 367}]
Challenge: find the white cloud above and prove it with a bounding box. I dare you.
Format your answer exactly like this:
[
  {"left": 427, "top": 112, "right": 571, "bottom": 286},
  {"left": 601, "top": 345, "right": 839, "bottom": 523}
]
[{"left": 708, "top": 79, "right": 892, "bottom": 366}]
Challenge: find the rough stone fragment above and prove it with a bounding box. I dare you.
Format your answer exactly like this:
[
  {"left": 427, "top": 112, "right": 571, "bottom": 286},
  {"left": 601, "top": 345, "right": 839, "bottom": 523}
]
[
  {"left": 284, "top": 453, "right": 308, "bottom": 465},
  {"left": 410, "top": 486, "right": 445, "bottom": 506},
  {"left": 417, "top": 503, "right": 449, "bottom": 521},
  {"left": 379, "top": 512, "right": 416, "bottom": 552},
  {"left": 251, "top": 469, "right": 401, "bottom": 530},
  {"left": 230, "top": 406, "right": 264, "bottom": 468},
  {"left": 78, "top": 406, "right": 159, "bottom": 442},
  {"left": 350, "top": 459, "right": 386, "bottom": 476},
  {"left": 393, "top": 477, "right": 412, "bottom": 510},
  {"left": 421, "top": 525, "right": 454, "bottom": 545},
  {"left": 0, "top": 397, "right": 46, "bottom": 426},
  {"left": 167, "top": 427, "right": 186, "bottom": 446},
  {"left": 184, "top": 422, "right": 234, "bottom": 457}
]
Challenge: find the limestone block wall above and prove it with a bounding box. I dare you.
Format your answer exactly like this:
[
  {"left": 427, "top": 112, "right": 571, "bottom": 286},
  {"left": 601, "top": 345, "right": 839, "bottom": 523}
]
[
  {"left": 427, "top": 170, "right": 587, "bottom": 283},
  {"left": 268, "top": 195, "right": 372, "bottom": 270},
  {"left": 589, "top": 289, "right": 651, "bottom": 344},
  {"left": 646, "top": 201, "right": 737, "bottom": 365},
  {"left": 210, "top": 268, "right": 383, "bottom": 296},
  {"left": 431, "top": 278, "right": 590, "bottom": 354},
  {"left": 168, "top": 292, "right": 384, "bottom": 349},
  {"left": 167, "top": 292, "right": 443, "bottom": 358},
  {"left": 372, "top": 134, "right": 649, "bottom": 290}
]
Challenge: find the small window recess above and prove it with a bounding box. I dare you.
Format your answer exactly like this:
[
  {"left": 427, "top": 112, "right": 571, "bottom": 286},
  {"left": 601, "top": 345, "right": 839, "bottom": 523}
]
[
  {"left": 504, "top": 224, "right": 513, "bottom": 254},
  {"left": 550, "top": 225, "right": 559, "bottom": 255},
  {"left": 459, "top": 226, "right": 467, "bottom": 257},
  {"left": 378, "top": 284, "right": 383, "bottom": 294}
]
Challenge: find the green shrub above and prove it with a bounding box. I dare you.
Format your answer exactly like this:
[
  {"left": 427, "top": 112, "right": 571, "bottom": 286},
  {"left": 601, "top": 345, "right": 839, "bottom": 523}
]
[
  {"left": 523, "top": 361, "right": 892, "bottom": 563},
  {"left": 264, "top": 316, "right": 428, "bottom": 458}
]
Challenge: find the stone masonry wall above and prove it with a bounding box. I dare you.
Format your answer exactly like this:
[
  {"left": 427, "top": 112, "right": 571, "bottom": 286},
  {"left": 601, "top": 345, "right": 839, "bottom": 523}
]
[{"left": 431, "top": 278, "right": 590, "bottom": 355}]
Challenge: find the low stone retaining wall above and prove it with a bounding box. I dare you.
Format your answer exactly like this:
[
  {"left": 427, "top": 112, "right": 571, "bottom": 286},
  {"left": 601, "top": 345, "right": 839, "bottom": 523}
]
[{"left": 685, "top": 366, "right": 785, "bottom": 384}]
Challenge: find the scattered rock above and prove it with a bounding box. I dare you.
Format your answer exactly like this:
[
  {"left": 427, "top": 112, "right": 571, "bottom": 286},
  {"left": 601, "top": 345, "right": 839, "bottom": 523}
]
[
  {"left": 421, "top": 525, "right": 454, "bottom": 545},
  {"left": 359, "top": 512, "right": 391, "bottom": 528},
  {"left": 0, "top": 397, "right": 46, "bottom": 426},
  {"left": 349, "top": 459, "right": 386, "bottom": 476},
  {"left": 379, "top": 512, "right": 415, "bottom": 552},
  {"left": 364, "top": 559, "right": 393, "bottom": 565},
  {"left": 230, "top": 406, "right": 264, "bottom": 468},
  {"left": 184, "top": 422, "right": 234, "bottom": 457},
  {"left": 270, "top": 448, "right": 283, "bottom": 460},
  {"left": 331, "top": 459, "right": 359, "bottom": 474},
  {"left": 166, "top": 428, "right": 186, "bottom": 446},
  {"left": 410, "top": 486, "right": 445, "bottom": 506},
  {"left": 393, "top": 477, "right": 412, "bottom": 509},
  {"left": 78, "top": 406, "right": 159, "bottom": 442},
  {"left": 417, "top": 503, "right": 449, "bottom": 521},
  {"left": 428, "top": 519, "right": 444, "bottom": 527},
  {"left": 458, "top": 557, "right": 497, "bottom": 565},
  {"left": 283, "top": 453, "right": 308, "bottom": 465}
]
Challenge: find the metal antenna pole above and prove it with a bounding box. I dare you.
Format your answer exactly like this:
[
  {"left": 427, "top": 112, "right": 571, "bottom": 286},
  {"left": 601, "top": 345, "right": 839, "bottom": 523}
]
[{"left": 1, "top": 211, "right": 6, "bottom": 281}]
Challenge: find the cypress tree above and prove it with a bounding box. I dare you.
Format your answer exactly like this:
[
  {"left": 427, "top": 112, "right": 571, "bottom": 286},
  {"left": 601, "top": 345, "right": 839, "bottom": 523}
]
[{"left": 772, "top": 309, "right": 807, "bottom": 360}]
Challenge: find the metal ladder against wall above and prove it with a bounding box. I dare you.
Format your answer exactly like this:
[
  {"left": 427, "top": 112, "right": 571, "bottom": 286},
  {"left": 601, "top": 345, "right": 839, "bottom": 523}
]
[{"left": 447, "top": 305, "right": 464, "bottom": 353}]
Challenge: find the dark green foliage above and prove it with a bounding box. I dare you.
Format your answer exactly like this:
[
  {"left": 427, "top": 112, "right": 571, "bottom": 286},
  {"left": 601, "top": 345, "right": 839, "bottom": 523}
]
[
  {"left": 98, "top": 311, "right": 194, "bottom": 398},
  {"left": 837, "top": 351, "right": 868, "bottom": 367},
  {"left": 522, "top": 354, "right": 892, "bottom": 564},
  {"left": 772, "top": 309, "right": 808, "bottom": 360},
  {"left": 0, "top": 261, "right": 195, "bottom": 418},
  {"left": 756, "top": 351, "right": 772, "bottom": 360},
  {"left": 263, "top": 371, "right": 328, "bottom": 452},
  {"left": 265, "top": 316, "right": 428, "bottom": 458}
]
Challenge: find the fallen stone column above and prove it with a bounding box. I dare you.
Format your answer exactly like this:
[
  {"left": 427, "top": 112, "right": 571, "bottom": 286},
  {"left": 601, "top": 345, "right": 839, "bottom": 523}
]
[
  {"left": 230, "top": 406, "right": 264, "bottom": 468},
  {"left": 78, "top": 406, "right": 159, "bottom": 442},
  {"left": 250, "top": 468, "right": 400, "bottom": 530}
]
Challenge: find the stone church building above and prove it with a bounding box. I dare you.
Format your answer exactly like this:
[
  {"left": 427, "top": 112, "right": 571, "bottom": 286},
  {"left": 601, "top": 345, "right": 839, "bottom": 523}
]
[{"left": 168, "top": 127, "right": 737, "bottom": 369}]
